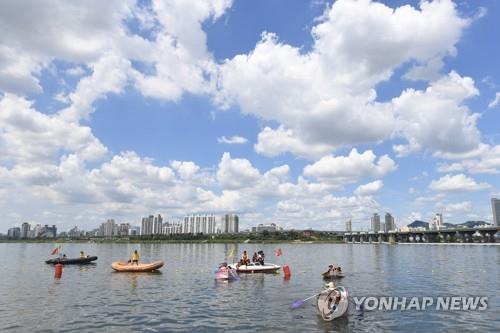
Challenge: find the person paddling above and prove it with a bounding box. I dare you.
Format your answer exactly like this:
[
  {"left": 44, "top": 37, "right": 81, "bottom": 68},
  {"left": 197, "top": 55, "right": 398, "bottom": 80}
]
[{"left": 131, "top": 250, "right": 140, "bottom": 265}]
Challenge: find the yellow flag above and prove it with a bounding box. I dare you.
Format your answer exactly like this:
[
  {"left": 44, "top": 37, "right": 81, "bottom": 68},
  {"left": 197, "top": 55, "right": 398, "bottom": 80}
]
[{"left": 228, "top": 245, "right": 237, "bottom": 259}]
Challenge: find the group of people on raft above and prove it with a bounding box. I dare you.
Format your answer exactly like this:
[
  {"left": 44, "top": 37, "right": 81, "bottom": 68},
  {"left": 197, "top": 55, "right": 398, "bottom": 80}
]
[
  {"left": 238, "top": 250, "right": 266, "bottom": 266},
  {"left": 325, "top": 264, "right": 342, "bottom": 274}
]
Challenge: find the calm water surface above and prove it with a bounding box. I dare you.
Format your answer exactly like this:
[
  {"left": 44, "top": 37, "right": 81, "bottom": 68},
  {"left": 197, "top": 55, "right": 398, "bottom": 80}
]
[{"left": 0, "top": 243, "right": 498, "bottom": 332}]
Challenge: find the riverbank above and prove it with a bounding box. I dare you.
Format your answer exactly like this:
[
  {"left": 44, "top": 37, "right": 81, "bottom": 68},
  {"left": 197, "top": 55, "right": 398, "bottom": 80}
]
[{"left": 0, "top": 238, "right": 346, "bottom": 244}]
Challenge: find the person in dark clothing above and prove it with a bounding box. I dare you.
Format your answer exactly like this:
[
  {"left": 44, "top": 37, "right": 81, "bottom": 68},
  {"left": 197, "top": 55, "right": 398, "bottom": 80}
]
[{"left": 257, "top": 250, "right": 265, "bottom": 265}]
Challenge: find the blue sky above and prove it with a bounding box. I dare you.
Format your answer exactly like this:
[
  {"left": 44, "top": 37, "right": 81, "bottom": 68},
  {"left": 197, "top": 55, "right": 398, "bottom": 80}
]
[{"left": 0, "top": 0, "right": 499, "bottom": 232}]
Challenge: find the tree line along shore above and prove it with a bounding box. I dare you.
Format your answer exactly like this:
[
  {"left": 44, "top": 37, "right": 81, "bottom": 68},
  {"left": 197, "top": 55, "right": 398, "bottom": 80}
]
[{"left": 0, "top": 230, "right": 346, "bottom": 244}]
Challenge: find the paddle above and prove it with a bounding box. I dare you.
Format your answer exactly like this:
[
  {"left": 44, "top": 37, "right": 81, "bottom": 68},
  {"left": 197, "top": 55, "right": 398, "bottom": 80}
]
[{"left": 291, "top": 290, "right": 328, "bottom": 309}]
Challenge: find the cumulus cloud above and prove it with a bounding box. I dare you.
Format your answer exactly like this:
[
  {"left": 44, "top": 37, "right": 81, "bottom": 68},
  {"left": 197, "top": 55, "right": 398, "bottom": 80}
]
[
  {"left": 355, "top": 180, "right": 384, "bottom": 197},
  {"left": 303, "top": 149, "right": 396, "bottom": 186},
  {"left": 391, "top": 71, "right": 480, "bottom": 156},
  {"left": 435, "top": 144, "right": 500, "bottom": 174},
  {"left": 216, "top": 0, "right": 471, "bottom": 157},
  {"left": 0, "top": 94, "right": 107, "bottom": 165},
  {"left": 254, "top": 126, "right": 333, "bottom": 159},
  {"left": 429, "top": 174, "right": 490, "bottom": 192},
  {"left": 217, "top": 135, "right": 248, "bottom": 144}
]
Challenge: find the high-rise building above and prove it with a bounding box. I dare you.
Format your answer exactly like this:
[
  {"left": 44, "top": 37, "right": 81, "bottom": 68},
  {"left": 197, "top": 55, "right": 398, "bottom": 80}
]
[
  {"left": 492, "top": 198, "right": 500, "bottom": 227},
  {"left": 118, "top": 223, "right": 131, "bottom": 236},
  {"left": 68, "top": 226, "right": 82, "bottom": 238},
  {"left": 141, "top": 215, "right": 162, "bottom": 236},
  {"left": 221, "top": 214, "right": 239, "bottom": 233},
  {"left": 103, "top": 219, "right": 117, "bottom": 237},
  {"left": 182, "top": 214, "right": 218, "bottom": 234},
  {"left": 432, "top": 213, "right": 443, "bottom": 230},
  {"left": 370, "top": 213, "right": 381, "bottom": 232},
  {"left": 153, "top": 215, "right": 163, "bottom": 234},
  {"left": 7, "top": 227, "right": 21, "bottom": 239},
  {"left": 345, "top": 220, "right": 352, "bottom": 232},
  {"left": 162, "top": 223, "right": 183, "bottom": 235},
  {"left": 21, "top": 222, "right": 30, "bottom": 238},
  {"left": 385, "top": 213, "right": 395, "bottom": 231}
]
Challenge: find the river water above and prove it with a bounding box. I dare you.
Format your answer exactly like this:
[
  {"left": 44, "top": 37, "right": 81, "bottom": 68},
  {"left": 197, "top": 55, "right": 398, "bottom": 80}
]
[{"left": 0, "top": 243, "right": 498, "bottom": 332}]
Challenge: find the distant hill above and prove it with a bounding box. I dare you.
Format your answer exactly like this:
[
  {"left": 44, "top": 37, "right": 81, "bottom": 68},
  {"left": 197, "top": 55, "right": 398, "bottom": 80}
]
[
  {"left": 408, "top": 220, "right": 490, "bottom": 229},
  {"left": 459, "top": 221, "right": 490, "bottom": 228},
  {"left": 407, "top": 220, "right": 429, "bottom": 228}
]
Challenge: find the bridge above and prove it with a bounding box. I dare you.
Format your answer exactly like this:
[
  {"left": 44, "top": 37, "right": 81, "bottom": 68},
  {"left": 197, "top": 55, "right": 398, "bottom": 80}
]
[{"left": 343, "top": 226, "right": 500, "bottom": 244}]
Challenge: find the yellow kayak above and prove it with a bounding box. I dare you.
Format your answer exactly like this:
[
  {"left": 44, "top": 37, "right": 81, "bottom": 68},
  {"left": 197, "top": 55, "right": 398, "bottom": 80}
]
[{"left": 111, "top": 261, "right": 164, "bottom": 272}]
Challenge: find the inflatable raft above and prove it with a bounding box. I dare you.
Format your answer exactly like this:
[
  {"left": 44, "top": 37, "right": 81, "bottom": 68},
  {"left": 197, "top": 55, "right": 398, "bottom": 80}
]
[
  {"left": 111, "top": 261, "right": 164, "bottom": 272},
  {"left": 45, "top": 256, "right": 98, "bottom": 265},
  {"left": 316, "top": 285, "right": 349, "bottom": 321},
  {"left": 322, "top": 271, "right": 345, "bottom": 279},
  {"left": 215, "top": 265, "right": 238, "bottom": 280}
]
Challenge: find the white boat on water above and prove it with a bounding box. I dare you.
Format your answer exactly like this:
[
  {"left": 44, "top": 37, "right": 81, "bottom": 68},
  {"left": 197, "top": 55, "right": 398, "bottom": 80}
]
[
  {"left": 232, "top": 262, "right": 281, "bottom": 273},
  {"left": 316, "top": 284, "right": 349, "bottom": 321}
]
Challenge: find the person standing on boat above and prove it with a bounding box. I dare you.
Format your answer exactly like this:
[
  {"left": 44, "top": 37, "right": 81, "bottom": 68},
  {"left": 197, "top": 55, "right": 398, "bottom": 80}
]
[{"left": 131, "top": 250, "right": 140, "bottom": 265}]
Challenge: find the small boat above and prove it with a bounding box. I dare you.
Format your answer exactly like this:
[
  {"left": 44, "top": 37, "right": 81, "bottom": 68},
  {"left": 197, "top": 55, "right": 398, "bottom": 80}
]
[
  {"left": 215, "top": 264, "right": 238, "bottom": 280},
  {"left": 316, "top": 285, "right": 349, "bottom": 321},
  {"left": 45, "top": 256, "right": 98, "bottom": 265},
  {"left": 232, "top": 262, "right": 281, "bottom": 273},
  {"left": 322, "top": 271, "right": 345, "bottom": 279},
  {"left": 111, "top": 261, "right": 164, "bottom": 272}
]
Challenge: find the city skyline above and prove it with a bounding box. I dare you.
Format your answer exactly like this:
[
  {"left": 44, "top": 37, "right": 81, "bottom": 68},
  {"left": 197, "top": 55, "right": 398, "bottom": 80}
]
[{"left": 0, "top": 1, "right": 500, "bottom": 233}]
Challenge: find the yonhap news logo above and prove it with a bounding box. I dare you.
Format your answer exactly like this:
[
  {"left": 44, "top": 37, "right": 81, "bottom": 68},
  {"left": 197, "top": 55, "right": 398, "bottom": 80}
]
[{"left": 352, "top": 296, "right": 489, "bottom": 312}]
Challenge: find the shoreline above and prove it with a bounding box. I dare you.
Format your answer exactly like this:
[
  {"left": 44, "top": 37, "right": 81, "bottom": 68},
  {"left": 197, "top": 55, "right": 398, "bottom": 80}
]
[
  {"left": 1, "top": 239, "right": 498, "bottom": 245},
  {"left": 0, "top": 239, "right": 345, "bottom": 244}
]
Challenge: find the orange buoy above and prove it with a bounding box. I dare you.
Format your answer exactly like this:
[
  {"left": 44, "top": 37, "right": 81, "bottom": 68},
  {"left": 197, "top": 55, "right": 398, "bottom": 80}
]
[
  {"left": 54, "top": 263, "right": 63, "bottom": 278},
  {"left": 283, "top": 264, "right": 291, "bottom": 278}
]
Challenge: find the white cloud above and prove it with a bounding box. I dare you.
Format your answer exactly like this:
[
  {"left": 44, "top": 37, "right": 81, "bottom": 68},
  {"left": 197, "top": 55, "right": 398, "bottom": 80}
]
[
  {"left": 436, "top": 144, "right": 500, "bottom": 174},
  {"left": 131, "top": 0, "right": 233, "bottom": 100},
  {"left": 391, "top": 71, "right": 481, "bottom": 155},
  {"left": 488, "top": 92, "right": 500, "bottom": 109},
  {"left": 439, "top": 201, "right": 473, "bottom": 213},
  {"left": 429, "top": 174, "right": 490, "bottom": 192},
  {"left": 216, "top": 0, "right": 470, "bottom": 157},
  {"left": 437, "top": 162, "right": 464, "bottom": 173},
  {"left": 0, "top": 0, "right": 139, "bottom": 95},
  {"left": 254, "top": 126, "right": 333, "bottom": 159},
  {"left": 0, "top": 94, "right": 107, "bottom": 165},
  {"left": 217, "top": 152, "right": 261, "bottom": 190},
  {"left": 66, "top": 66, "right": 86, "bottom": 77},
  {"left": 59, "top": 53, "right": 131, "bottom": 122},
  {"left": 217, "top": 135, "right": 248, "bottom": 144},
  {"left": 303, "top": 148, "right": 396, "bottom": 185},
  {"left": 355, "top": 180, "right": 384, "bottom": 197}
]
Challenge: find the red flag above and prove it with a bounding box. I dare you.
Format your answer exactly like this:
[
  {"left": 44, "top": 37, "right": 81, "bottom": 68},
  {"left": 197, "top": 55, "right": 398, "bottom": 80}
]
[
  {"left": 275, "top": 248, "right": 283, "bottom": 256},
  {"left": 51, "top": 245, "right": 60, "bottom": 255}
]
